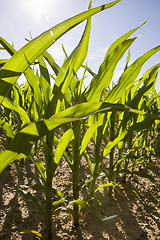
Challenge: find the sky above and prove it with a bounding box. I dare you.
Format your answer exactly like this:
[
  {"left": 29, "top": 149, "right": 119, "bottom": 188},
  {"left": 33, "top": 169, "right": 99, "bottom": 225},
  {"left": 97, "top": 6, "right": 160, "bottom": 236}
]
[{"left": 1, "top": 0, "right": 160, "bottom": 92}]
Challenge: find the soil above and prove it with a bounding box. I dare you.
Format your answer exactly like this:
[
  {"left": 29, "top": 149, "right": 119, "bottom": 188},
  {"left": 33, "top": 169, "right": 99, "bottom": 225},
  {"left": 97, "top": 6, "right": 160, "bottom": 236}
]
[{"left": 0, "top": 140, "right": 160, "bottom": 240}]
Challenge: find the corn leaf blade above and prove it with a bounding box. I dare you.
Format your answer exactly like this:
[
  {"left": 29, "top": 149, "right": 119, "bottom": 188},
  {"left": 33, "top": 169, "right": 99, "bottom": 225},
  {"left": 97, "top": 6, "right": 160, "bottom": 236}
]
[
  {"left": 0, "top": 0, "right": 121, "bottom": 104},
  {"left": 0, "top": 101, "right": 159, "bottom": 173},
  {"left": 2, "top": 97, "right": 30, "bottom": 124}
]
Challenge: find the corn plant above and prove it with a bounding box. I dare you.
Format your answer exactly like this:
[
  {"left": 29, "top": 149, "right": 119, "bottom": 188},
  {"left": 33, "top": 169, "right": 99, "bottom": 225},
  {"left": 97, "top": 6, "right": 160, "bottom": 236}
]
[
  {"left": 79, "top": 38, "right": 160, "bottom": 197},
  {"left": 0, "top": 1, "right": 127, "bottom": 239},
  {"left": 1, "top": 0, "right": 160, "bottom": 239}
]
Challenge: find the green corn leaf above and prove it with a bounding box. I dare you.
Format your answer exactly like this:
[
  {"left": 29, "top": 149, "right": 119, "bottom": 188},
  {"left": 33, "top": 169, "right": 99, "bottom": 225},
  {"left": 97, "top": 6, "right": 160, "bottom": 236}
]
[
  {"left": 80, "top": 115, "right": 103, "bottom": 155},
  {"left": 127, "top": 49, "right": 130, "bottom": 65},
  {"left": 24, "top": 68, "right": 41, "bottom": 107},
  {"left": 79, "top": 174, "right": 95, "bottom": 190},
  {"left": 0, "top": 36, "right": 16, "bottom": 56},
  {"left": 38, "top": 55, "right": 51, "bottom": 106},
  {"left": 0, "top": 119, "right": 13, "bottom": 138},
  {"left": 45, "top": 129, "right": 74, "bottom": 180},
  {"left": 49, "top": 1, "right": 92, "bottom": 115},
  {"left": 134, "top": 81, "right": 155, "bottom": 111},
  {"left": 13, "top": 84, "right": 21, "bottom": 105},
  {"left": 103, "top": 130, "right": 127, "bottom": 157},
  {"left": 0, "top": 37, "right": 42, "bottom": 110},
  {"left": 131, "top": 67, "right": 159, "bottom": 108},
  {"left": 83, "top": 151, "right": 94, "bottom": 175},
  {"left": 61, "top": 44, "right": 69, "bottom": 59},
  {"left": 17, "top": 188, "right": 46, "bottom": 222},
  {"left": 51, "top": 102, "right": 140, "bottom": 119},
  {"left": 2, "top": 97, "right": 30, "bottom": 124},
  {"left": 141, "top": 63, "right": 160, "bottom": 82},
  {"left": 128, "top": 118, "right": 155, "bottom": 132},
  {"left": 42, "top": 51, "right": 60, "bottom": 76},
  {"left": 31, "top": 101, "right": 40, "bottom": 122},
  {"left": 120, "top": 183, "right": 139, "bottom": 195},
  {"left": 104, "top": 21, "right": 147, "bottom": 60},
  {"left": 0, "top": 59, "right": 8, "bottom": 68},
  {"left": 119, "top": 72, "right": 158, "bottom": 131},
  {"left": 132, "top": 171, "right": 155, "bottom": 182},
  {"left": 43, "top": 140, "right": 53, "bottom": 168},
  {"left": 30, "top": 155, "right": 46, "bottom": 181},
  {"left": 29, "top": 184, "right": 45, "bottom": 191},
  {"left": 20, "top": 229, "right": 44, "bottom": 240},
  {"left": 31, "top": 183, "right": 66, "bottom": 199},
  {"left": 54, "top": 206, "right": 73, "bottom": 220},
  {"left": 105, "top": 45, "right": 160, "bottom": 103},
  {"left": 143, "top": 66, "right": 160, "bottom": 96},
  {"left": 119, "top": 169, "right": 132, "bottom": 175},
  {"left": 127, "top": 78, "right": 145, "bottom": 102},
  {"left": 1, "top": 101, "right": 160, "bottom": 173},
  {"left": 52, "top": 188, "right": 65, "bottom": 198},
  {"left": 71, "top": 199, "right": 117, "bottom": 224},
  {"left": 85, "top": 38, "right": 136, "bottom": 102},
  {"left": 81, "top": 64, "right": 96, "bottom": 77},
  {"left": 94, "top": 182, "right": 119, "bottom": 193},
  {"left": 54, "top": 128, "right": 74, "bottom": 165},
  {"left": 0, "top": 0, "right": 121, "bottom": 104},
  {"left": 77, "top": 62, "right": 88, "bottom": 96},
  {"left": 52, "top": 199, "right": 65, "bottom": 208}
]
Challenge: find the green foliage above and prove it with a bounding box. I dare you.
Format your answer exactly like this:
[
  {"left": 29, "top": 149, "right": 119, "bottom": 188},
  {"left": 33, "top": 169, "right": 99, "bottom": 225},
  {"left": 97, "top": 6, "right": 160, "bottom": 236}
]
[{"left": 0, "top": 0, "right": 160, "bottom": 239}]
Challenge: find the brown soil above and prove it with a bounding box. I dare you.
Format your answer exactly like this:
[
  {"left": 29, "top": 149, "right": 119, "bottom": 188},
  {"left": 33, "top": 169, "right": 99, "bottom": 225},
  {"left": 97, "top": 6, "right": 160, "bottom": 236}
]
[{"left": 0, "top": 142, "right": 160, "bottom": 240}]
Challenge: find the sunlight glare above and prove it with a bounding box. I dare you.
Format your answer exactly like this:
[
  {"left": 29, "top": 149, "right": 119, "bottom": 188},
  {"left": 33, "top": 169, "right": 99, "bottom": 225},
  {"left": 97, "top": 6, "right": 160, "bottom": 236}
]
[{"left": 21, "top": 0, "right": 54, "bottom": 23}]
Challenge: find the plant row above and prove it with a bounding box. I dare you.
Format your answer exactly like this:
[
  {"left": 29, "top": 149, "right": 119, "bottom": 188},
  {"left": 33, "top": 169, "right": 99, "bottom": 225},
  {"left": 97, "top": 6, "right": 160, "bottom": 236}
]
[{"left": 0, "top": 1, "right": 160, "bottom": 239}]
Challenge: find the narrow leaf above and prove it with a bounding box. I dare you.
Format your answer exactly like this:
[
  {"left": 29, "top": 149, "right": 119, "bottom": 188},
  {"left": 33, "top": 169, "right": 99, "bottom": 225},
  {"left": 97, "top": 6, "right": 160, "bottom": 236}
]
[
  {"left": 24, "top": 68, "right": 41, "bottom": 107},
  {"left": 0, "top": 119, "right": 13, "bottom": 138},
  {"left": 106, "top": 45, "right": 160, "bottom": 103},
  {"left": 54, "top": 128, "right": 74, "bottom": 165},
  {"left": 94, "top": 182, "right": 119, "bottom": 193},
  {"left": 30, "top": 155, "right": 46, "bottom": 181},
  {"left": 71, "top": 199, "right": 117, "bottom": 224},
  {"left": 2, "top": 97, "right": 30, "bottom": 124},
  {"left": 104, "top": 21, "right": 147, "bottom": 60},
  {"left": 1, "top": 101, "right": 159, "bottom": 173},
  {"left": 20, "top": 229, "right": 43, "bottom": 239},
  {"left": 132, "top": 171, "right": 155, "bottom": 182},
  {"left": 103, "top": 130, "right": 127, "bottom": 157},
  {"left": 38, "top": 55, "right": 51, "bottom": 106},
  {"left": 0, "top": 0, "right": 121, "bottom": 104},
  {"left": 43, "top": 51, "right": 60, "bottom": 76},
  {"left": 85, "top": 38, "right": 136, "bottom": 101},
  {"left": 18, "top": 188, "right": 46, "bottom": 222}
]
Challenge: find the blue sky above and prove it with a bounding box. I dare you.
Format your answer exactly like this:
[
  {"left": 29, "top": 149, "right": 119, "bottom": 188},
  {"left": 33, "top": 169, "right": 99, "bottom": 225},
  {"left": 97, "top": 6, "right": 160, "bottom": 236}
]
[{"left": 1, "top": 0, "right": 160, "bottom": 92}]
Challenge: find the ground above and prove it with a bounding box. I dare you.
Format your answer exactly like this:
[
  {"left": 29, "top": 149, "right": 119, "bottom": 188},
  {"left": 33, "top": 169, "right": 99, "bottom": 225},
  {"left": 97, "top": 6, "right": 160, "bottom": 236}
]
[{"left": 0, "top": 142, "right": 160, "bottom": 240}]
